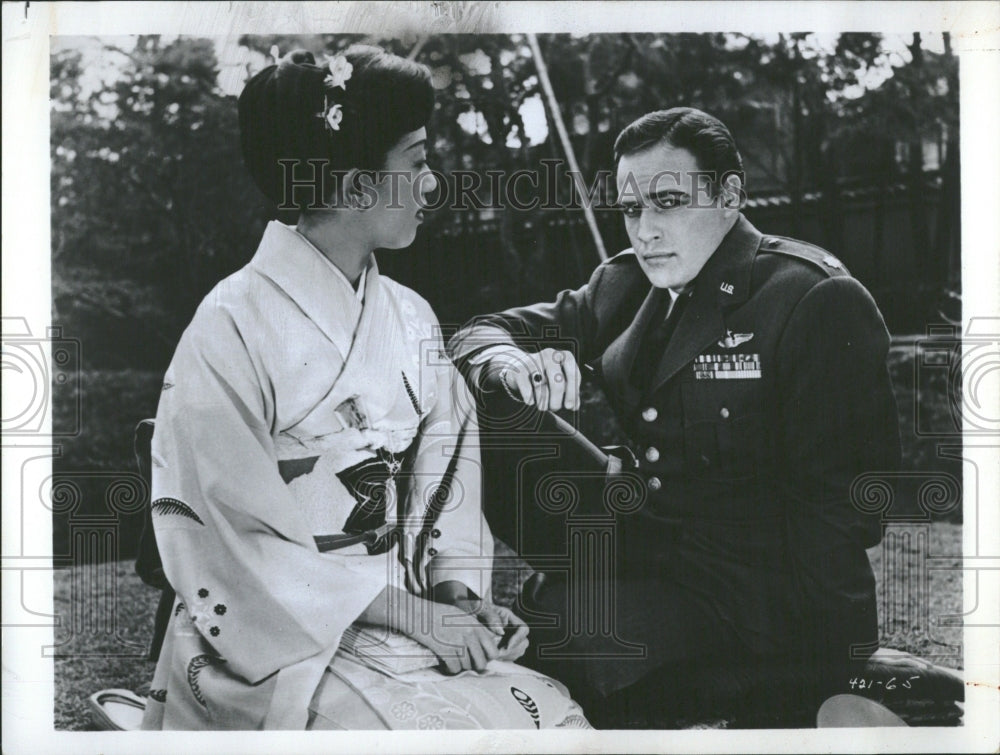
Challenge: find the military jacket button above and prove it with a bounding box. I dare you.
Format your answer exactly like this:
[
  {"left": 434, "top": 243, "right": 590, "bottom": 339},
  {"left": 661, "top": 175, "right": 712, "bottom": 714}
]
[
  {"left": 719, "top": 407, "right": 730, "bottom": 419},
  {"left": 641, "top": 407, "right": 658, "bottom": 422},
  {"left": 645, "top": 446, "right": 660, "bottom": 463},
  {"left": 431, "top": 528, "right": 442, "bottom": 538},
  {"left": 427, "top": 547, "right": 438, "bottom": 557},
  {"left": 647, "top": 476, "right": 662, "bottom": 491}
]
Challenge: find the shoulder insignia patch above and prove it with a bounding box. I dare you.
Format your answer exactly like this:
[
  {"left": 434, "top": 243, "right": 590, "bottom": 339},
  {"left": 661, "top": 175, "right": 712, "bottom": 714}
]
[
  {"left": 759, "top": 236, "right": 849, "bottom": 277},
  {"left": 151, "top": 497, "right": 205, "bottom": 525}
]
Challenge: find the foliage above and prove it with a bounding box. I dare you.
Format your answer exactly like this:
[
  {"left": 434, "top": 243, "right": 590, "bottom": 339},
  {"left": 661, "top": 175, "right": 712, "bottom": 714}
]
[
  {"left": 53, "top": 369, "right": 162, "bottom": 474},
  {"left": 51, "top": 368, "right": 163, "bottom": 559},
  {"left": 51, "top": 33, "right": 959, "bottom": 372},
  {"left": 52, "top": 36, "right": 268, "bottom": 367}
]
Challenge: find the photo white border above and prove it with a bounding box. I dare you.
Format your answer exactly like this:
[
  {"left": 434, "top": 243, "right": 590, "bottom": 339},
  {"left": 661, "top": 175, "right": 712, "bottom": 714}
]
[{"left": 3, "top": 2, "right": 998, "bottom": 753}]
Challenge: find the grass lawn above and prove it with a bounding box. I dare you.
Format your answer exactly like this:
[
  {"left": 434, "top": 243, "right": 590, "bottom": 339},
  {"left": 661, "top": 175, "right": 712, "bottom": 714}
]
[{"left": 53, "top": 523, "right": 962, "bottom": 730}]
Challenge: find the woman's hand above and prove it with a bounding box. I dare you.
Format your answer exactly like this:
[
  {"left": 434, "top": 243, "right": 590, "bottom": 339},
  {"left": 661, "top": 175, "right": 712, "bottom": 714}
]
[
  {"left": 429, "top": 581, "right": 529, "bottom": 663},
  {"left": 358, "top": 586, "right": 495, "bottom": 673},
  {"left": 362, "top": 584, "right": 529, "bottom": 674},
  {"left": 411, "top": 599, "right": 502, "bottom": 674},
  {"left": 472, "top": 603, "right": 530, "bottom": 662}
]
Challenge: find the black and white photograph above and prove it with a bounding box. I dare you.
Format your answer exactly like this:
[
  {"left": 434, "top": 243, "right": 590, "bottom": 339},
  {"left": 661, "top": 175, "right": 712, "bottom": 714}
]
[{"left": 2, "top": 2, "right": 998, "bottom": 752}]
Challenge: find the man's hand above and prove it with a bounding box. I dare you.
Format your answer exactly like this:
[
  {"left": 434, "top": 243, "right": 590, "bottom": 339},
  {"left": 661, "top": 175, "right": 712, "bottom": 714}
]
[{"left": 483, "top": 348, "right": 582, "bottom": 411}]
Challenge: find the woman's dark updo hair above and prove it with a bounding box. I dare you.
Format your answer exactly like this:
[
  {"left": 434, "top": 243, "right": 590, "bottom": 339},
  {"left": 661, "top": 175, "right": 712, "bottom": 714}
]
[{"left": 238, "top": 44, "right": 434, "bottom": 209}]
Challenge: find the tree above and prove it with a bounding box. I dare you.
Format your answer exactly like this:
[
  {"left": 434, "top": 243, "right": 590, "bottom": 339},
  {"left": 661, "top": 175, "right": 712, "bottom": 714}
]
[
  {"left": 52, "top": 36, "right": 266, "bottom": 368},
  {"left": 51, "top": 31, "right": 960, "bottom": 369}
]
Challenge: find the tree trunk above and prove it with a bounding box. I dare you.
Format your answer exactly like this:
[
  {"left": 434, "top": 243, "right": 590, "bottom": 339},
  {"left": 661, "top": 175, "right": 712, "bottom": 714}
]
[
  {"left": 789, "top": 40, "right": 804, "bottom": 239},
  {"left": 906, "top": 33, "right": 930, "bottom": 291},
  {"left": 938, "top": 32, "right": 961, "bottom": 290}
]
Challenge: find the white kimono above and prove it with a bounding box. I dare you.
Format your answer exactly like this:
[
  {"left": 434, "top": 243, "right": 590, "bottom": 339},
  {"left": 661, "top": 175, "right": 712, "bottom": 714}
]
[{"left": 141, "top": 221, "right": 497, "bottom": 729}]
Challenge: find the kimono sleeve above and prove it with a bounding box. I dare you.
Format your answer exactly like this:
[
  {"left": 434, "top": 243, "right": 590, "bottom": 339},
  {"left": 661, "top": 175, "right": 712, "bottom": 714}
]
[
  {"left": 151, "top": 301, "right": 388, "bottom": 684},
  {"left": 403, "top": 329, "right": 493, "bottom": 601}
]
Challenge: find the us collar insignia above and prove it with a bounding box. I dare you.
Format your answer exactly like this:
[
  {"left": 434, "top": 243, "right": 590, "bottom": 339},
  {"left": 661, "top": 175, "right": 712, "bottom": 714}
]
[
  {"left": 718, "top": 330, "right": 754, "bottom": 349},
  {"left": 719, "top": 282, "right": 735, "bottom": 295}
]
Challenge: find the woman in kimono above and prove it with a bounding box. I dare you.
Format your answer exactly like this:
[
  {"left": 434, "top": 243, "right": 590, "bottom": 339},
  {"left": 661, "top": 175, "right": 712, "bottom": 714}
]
[{"left": 141, "top": 46, "right": 589, "bottom": 730}]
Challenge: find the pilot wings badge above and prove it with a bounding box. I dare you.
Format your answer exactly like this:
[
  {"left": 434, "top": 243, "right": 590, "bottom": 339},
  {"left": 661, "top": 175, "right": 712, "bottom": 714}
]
[{"left": 718, "top": 330, "right": 754, "bottom": 349}]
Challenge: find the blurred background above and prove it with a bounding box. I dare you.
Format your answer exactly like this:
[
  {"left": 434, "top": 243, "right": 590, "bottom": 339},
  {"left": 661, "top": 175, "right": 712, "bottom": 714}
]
[{"left": 50, "top": 31, "right": 962, "bottom": 560}]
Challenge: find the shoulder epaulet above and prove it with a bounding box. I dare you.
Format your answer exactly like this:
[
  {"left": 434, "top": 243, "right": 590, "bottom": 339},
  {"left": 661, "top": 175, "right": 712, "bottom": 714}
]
[
  {"left": 758, "top": 236, "right": 850, "bottom": 277},
  {"left": 606, "top": 248, "right": 638, "bottom": 264}
]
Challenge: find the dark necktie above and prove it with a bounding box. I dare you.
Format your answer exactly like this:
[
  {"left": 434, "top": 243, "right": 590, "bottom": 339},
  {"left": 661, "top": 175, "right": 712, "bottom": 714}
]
[{"left": 632, "top": 288, "right": 691, "bottom": 394}]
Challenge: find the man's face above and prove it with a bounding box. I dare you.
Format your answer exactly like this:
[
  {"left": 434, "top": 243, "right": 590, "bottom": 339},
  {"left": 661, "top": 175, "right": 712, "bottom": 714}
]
[{"left": 616, "top": 141, "right": 738, "bottom": 289}]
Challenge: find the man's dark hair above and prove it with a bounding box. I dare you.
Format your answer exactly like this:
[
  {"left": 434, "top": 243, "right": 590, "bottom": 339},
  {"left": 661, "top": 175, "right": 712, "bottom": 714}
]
[{"left": 613, "top": 107, "right": 744, "bottom": 195}]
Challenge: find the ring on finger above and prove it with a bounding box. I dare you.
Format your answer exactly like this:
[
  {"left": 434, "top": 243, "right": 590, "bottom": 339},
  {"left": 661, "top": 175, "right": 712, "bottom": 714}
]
[{"left": 531, "top": 371, "right": 544, "bottom": 385}]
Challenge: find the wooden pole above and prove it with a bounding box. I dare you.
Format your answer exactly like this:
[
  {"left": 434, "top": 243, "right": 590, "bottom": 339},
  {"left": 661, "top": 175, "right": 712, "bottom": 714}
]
[
  {"left": 406, "top": 36, "right": 428, "bottom": 61},
  {"left": 527, "top": 33, "right": 608, "bottom": 262}
]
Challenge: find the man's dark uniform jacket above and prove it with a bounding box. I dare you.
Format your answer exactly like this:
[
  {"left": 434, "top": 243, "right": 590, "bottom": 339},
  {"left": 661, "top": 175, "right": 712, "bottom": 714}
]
[{"left": 448, "top": 215, "right": 901, "bottom": 705}]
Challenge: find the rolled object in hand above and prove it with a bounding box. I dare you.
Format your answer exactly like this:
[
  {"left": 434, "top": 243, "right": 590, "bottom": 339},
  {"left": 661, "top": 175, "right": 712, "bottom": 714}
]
[{"left": 539, "top": 410, "right": 611, "bottom": 471}]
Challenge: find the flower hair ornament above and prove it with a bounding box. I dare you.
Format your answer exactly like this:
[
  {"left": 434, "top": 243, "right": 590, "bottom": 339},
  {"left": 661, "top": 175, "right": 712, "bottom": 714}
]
[
  {"left": 324, "top": 54, "right": 353, "bottom": 90},
  {"left": 317, "top": 54, "right": 353, "bottom": 133}
]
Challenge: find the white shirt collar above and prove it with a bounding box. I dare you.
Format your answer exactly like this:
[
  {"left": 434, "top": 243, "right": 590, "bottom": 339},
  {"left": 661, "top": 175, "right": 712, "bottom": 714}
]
[{"left": 667, "top": 284, "right": 693, "bottom": 302}]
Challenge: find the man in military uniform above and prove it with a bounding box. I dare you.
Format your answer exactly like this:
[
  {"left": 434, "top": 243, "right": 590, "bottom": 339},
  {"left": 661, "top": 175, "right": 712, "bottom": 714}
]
[{"left": 447, "top": 108, "right": 901, "bottom": 727}]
